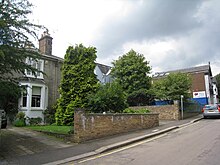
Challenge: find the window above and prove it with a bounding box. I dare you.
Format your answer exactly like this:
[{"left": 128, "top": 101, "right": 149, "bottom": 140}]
[
  {"left": 25, "top": 58, "right": 44, "bottom": 79},
  {"left": 31, "top": 86, "right": 41, "bottom": 107},
  {"left": 22, "top": 89, "right": 27, "bottom": 107}
]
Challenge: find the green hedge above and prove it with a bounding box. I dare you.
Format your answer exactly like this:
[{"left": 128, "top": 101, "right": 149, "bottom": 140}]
[{"left": 123, "top": 108, "right": 150, "bottom": 114}]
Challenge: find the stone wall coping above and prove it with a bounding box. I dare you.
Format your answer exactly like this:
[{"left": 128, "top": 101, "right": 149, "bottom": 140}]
[{"left": 86, "top": 113, "right": 159, "bottom": 116}]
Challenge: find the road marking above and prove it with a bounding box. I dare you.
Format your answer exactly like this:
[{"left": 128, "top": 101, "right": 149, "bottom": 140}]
[{"left": 78, "top": 133, "right": 168, "bottom": 164}]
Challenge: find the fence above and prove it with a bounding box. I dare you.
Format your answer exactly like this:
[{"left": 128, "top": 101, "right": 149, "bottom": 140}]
[{"left": 182, "top": 100, "right": 203, "bottom": 119}]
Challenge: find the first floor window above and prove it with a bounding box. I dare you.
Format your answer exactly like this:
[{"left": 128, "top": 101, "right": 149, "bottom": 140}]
[
  {"left": 25, "top": 58, "right": 44, "bottom": 79},
  {"left": 31, "top": 86, "right": 41, "bottom": 107}
]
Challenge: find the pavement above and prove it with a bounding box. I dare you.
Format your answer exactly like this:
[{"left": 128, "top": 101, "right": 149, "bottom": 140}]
[{"left": 0, "top": 114, "right": 203, "bottom": 165}]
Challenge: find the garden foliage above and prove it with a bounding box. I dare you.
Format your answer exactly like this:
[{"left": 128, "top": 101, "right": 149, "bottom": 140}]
[
  {"left": 111, "top": 49, "right": 152, "bottom": 106},
  {"left": 88, "top": 81, "right": 128, "bottom": 113},
  {"left": 55, "top": 44, "right": 99, "bottom": 125},
  {"left": 151, "top": 72, "right": 192, "bottom": 100}
]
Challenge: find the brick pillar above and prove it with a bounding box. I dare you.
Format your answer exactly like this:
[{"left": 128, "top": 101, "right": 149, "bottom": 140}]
[{"left": 74, "top": 108, "right": 85, "bottom": 143}]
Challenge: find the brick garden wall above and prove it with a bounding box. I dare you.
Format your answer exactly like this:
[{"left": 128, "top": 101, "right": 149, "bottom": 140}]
[
  {"left": 130, "top": 104, "right": 180, "bottom": 120},
  {"left": 74, "top": 109, "right": 159, "bottom": 143}
]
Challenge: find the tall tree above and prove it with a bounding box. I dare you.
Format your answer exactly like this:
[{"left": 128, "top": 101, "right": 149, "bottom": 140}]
[
  {"left": 0, "top": 0, "right": 42, "bottom": 80},
  {"left": 0, "top": 0, "right": 43, "bottom": 113},
  {"left": 111, "top": 50, "right": 152, "bottom": 106},
  {"left": 55, "top": 44, "right": 99, "bottom": 126},
  {"left": 111, "top": 49, "right": 151, "bottom": 94}
]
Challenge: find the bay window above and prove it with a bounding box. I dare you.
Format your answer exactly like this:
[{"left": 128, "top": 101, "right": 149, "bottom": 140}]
[{"left": 31, "top": 86, "right": 41, "bottom": 107}]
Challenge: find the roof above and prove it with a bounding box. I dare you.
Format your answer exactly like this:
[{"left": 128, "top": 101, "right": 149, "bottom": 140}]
[
  {"left": 41, "top": 53, "right": 64, "bottom": 62},
  {"left": 96, "top": 63, "right": 112, "bottom": 75},
  {"left": 153, "top": 65, "right": 212, "bottom": 78}
]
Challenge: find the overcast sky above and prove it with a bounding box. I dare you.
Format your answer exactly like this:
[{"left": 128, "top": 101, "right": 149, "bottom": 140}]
[{"left": 30, "top": 0, "right": 220, "bottom": 76}]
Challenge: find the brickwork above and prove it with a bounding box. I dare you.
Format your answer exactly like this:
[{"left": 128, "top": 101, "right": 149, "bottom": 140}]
[
  {"left": 74, "top": 109, "right": 159, "bottom": 143},
  {"left": 130, "top": 104, "right": 180, "bottom": 120},
  {"left": 43, "top": 57, "right": 62, "bottom": 107},
  {"left": 190, "top": 72, "right": 206, "bottom": 92}
]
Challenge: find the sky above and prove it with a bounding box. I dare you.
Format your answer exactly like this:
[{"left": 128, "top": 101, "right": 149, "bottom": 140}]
[{"left": 29, "top": 0, "right": 220, "bottom": 76}]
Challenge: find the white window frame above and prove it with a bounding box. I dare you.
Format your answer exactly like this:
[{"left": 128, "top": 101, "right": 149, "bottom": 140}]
[
  {"left": 25, "top": 58, "right": 44, "bottom": 79},
  {"left": 19, "top": 83, "right": 48, "bottom": 111},
  {"left": 21, "top": 87, "right": 28, "bottom": 108},
  {"left": 31, "top": 86, "right": 42, "bottom": 108}
]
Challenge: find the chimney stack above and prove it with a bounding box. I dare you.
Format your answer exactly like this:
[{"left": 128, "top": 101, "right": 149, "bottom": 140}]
[{"left": 39, "top": 29, "right": 53, "bottom": 55}]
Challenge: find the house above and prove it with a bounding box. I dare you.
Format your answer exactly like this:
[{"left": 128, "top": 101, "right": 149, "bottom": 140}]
[
  {"left": 95, "top": 63, "right": 112, "bottom": 84},
  {"left": 18, "top": 31, "right": 63, "bottom": 120},
  {"left": 152, "top": 64, "right": 218, "bottom": 106},
  {"left": 18, "top": 31, "right": 112, "bottom": 121}
]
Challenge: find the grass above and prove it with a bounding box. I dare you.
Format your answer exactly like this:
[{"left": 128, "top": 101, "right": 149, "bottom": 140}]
[{"left": 26, "top": 125, "right": 73, "bottom": 134}]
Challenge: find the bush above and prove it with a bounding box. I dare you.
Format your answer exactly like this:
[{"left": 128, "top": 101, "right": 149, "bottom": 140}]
[
  {"left": 127, "top": 89, "right": 154, "bottom": 106},
  {"left": 88, "top": 81, "right": 128, "bottom": 113},
  {"left": 123, "top": 108, "right": 150, "bottom": 114},
  {"left": 44, "top": 106, "right": 56, "bottom": 125},
  {"left": 16, "top": 111, "right": 25, "bottom": 120},
  {"left": 29, "top": 117, "right": 42, "bottom": 126},
  {"left": 13, "top": 111, "right": 26, "bottom": 127},
  {"left": 13, "top": 119, "right": 26, "bottom": 127}
]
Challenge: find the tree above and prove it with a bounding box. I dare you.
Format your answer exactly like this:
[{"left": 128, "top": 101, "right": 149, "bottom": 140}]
[
  {"left": 55, "top": 44, "right": 99, "bottom": 126},
  {"left": 111, "top": 49, "right": 151, "bottom": 105},
  {"left": 0, "top": 0, "right": 43, "bottom": 113},
  {"left": 88, "top": 81, "right": 128, "bottom": 113},
  {"left": 127, "top": 89, "right": 154, "bottom": 106},
  {"left": 151, "top": 72, "right": 192, "bottom": 101},
  {"left": 0, "top": 81, "right": 21, "bottom": 121},
  {"left": 111, "top": 49, "right": 151, "bottom": 93},
  {"left": 0, "top": 0, "right": 42, "bottom": 80}
]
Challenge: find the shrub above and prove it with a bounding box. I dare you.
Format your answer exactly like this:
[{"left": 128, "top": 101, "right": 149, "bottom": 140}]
[
  {"left": 29, "top": 117, "right": 43, "bottom": 126},
  {"left": 127, "top": 89, "right": 154, "bottom": 106},
  {"left": 16, "top": 111, "right": 25, "bottom": 120},
  {"left": 13, "top": 119, "right": 26, "bottom": 127},
  {"left": 44, "top": 106, "right": 56, "bottom": 125},
  {"left": 88, "top": 81, "right": 128, "bottom": 113},
  {"left": 123, "top": 108, "right": 150, "bottom": 114},
  {"left": 13, "top": 112, "right": 26, "bottom": 127}
]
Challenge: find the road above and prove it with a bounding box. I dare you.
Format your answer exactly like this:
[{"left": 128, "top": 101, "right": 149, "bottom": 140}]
[{"left": 74, "top": 119, "right": 220, "bottom": 165}]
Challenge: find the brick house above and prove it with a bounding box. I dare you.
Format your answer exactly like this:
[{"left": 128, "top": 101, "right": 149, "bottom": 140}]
[
  {"left": 18, "top": 31, "right": 111, "bottom": 120},
  {"left": 152, "top": 65, "right": 218, "bottom": 105}
]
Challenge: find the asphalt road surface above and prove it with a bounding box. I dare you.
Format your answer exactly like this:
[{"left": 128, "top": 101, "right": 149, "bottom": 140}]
[{"left": 74, "top": 119, "right": 220, "bottom": 165}]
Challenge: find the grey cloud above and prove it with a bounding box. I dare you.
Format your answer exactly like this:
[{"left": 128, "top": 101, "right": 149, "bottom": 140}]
[
  {"left": 95, "top": 0, "right": 203, "bottom": 59},
  {"left": 95, "top": 0, "right": 220, "bottom": 75}
]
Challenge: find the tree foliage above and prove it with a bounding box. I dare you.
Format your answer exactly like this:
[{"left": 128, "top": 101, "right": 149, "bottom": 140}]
[
  {"left": 88, "top": 81, "right": 128, "bottom": 113},
  {"left": 55, "top": 44, "right": 99, "bottom": 125},
  {"left": 0, "top": 81, "right": 21, "bottom": 120},
  {"left": 0, "top": 0, "right": 42, "bottom": 80},
  {"left": 127, "top": 89, "right": 154, "bottom": 106},
  {"left": 151, "top": 72, "right": 192, "bottom": 100},
  {"left": 111, "top": 50, "right": 151, "bottom": 95},
  {"left": 0, "top": 0, "right": 43, "bottom": 114}
]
